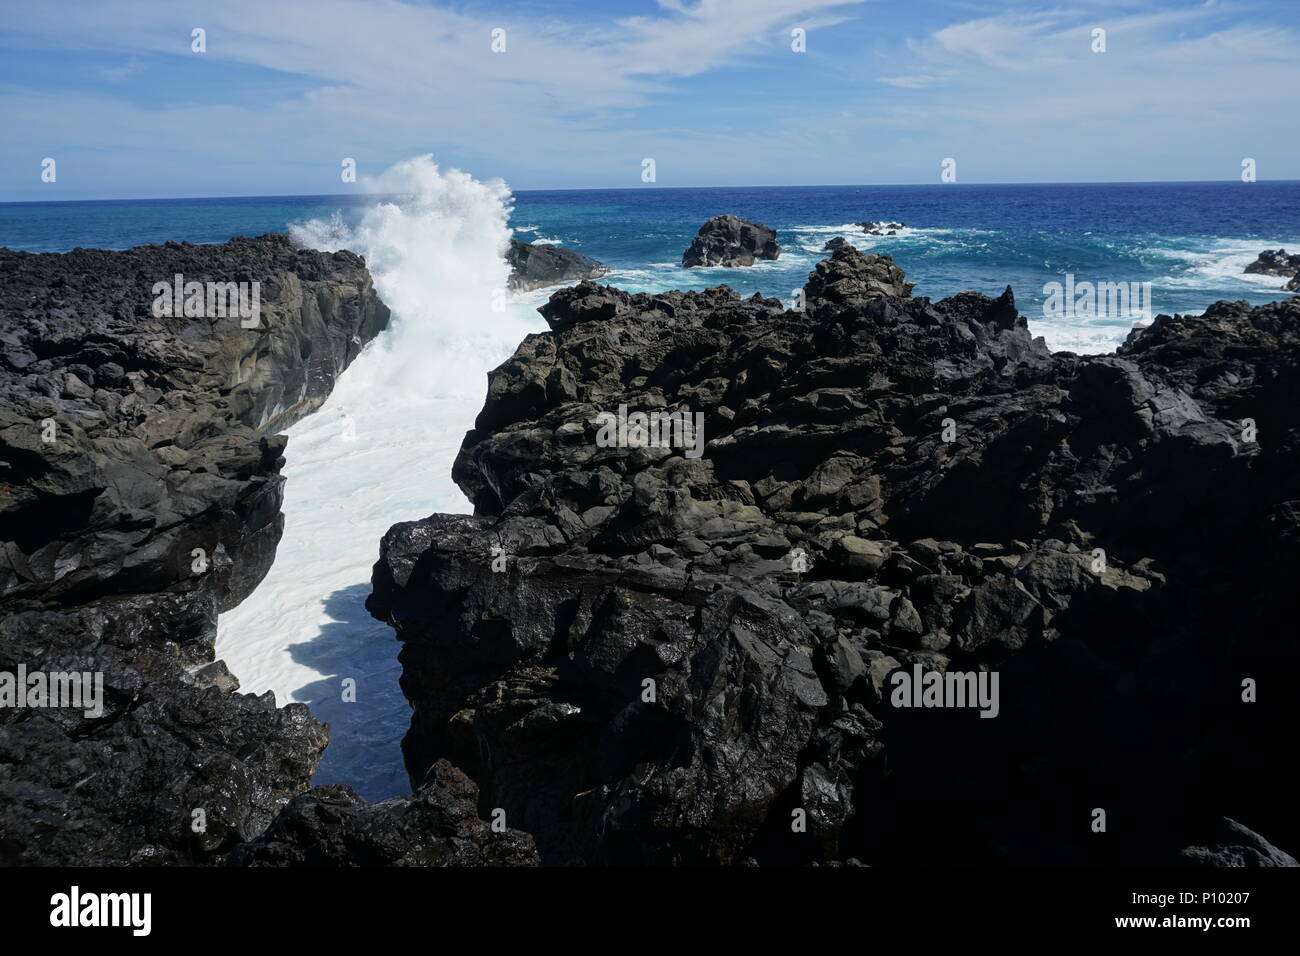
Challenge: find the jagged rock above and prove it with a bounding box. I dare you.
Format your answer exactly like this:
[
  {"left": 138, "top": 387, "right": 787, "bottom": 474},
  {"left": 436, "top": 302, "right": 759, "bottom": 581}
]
[
  {"left": 0, "top": 235, "right": 389, "bottom": 864},
  {"left": 823, "top": 236, "right": 853, "bottom": 253},
  {"left": 805, "top": 246, "right": 915, "bottom": 307},
  {"left": 682, "top": 215, "right": 780, "bottom": 268},
  {"left": 229, "top": 760, "right": 539, "bottom": 866},
  {"left": 1178, "top": 818, "right": 1299, "bottom": 867},
  {"left": 854, "top": 220, "right": 905, "bottom": 236},
  {"left": 1243, "top": 248, "right": 1300, "bottom": 277},
  {"left": 506, "top": 238, "right": 609, "bottom": 292},
  {"left": 1244, "top": 248, "right": 1300, "bottom": 291},
  {"left": 371, "top": 246, "right": 1300, "bottom": 865}
]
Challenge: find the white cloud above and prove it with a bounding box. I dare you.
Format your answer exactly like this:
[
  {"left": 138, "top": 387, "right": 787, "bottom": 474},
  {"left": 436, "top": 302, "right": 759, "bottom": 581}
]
[{"left": 99, "top": 56, "right": 144, "bottom": 82}]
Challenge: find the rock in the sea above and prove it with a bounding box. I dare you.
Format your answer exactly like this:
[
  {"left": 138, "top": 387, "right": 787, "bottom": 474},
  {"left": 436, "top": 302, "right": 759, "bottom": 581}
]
[
  {"left": 854, "top": 220, "right": 905, "bottom": 236},
  {"left": 1244, "top": 248, "right": 1300, "bottom": 290},
  {"left": 823, "top": 236, "right": 854, "bottom": 253},
  {"left": 506, "top": 237, "right": 609, "bottom": 292},
  {"left": 368, "top": 245, "right": 1300, "bottom": 866},
  {"left": 682, "top": 214, "right": 780, "bottom": 267},
  {"left": 0, "top": 234, "right": 389, "bottom": 864},
  {"left": 1243, "top": 248, "right": 1300, "bottom": 277}
]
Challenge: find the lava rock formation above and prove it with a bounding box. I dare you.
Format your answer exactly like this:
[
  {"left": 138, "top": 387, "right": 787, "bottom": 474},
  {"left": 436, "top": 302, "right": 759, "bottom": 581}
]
[
  {"left": 682, "top": 215, "right": 780, "bottom": 268},
  {"left": 0, "top": 235, "right": 388, "bottom": 864},
  {"left": 506, "top": 237, "right": 609, "bottom": 292},
  {"left": 366, "top": 245, "right": 1300, "bottom": 866}
]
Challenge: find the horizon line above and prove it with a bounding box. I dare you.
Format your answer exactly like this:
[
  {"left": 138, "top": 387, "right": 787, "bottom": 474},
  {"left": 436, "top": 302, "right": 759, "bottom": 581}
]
[{"left": 3, "top": 178, "right": 1297, "bottom": 207}]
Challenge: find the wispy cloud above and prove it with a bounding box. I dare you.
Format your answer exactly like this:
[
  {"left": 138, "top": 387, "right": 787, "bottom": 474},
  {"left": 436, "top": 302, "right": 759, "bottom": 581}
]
[
  {"left": 0, "top": 0, "right": 1297, "bottom": 197},
  {"left": 99, "top": 56, "right": 144, "bottom": 82}
]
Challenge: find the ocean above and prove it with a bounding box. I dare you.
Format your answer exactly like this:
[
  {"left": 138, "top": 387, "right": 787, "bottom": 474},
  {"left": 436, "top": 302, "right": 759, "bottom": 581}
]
[
  {"left": 5, "top": 177, "right": 1299, "bottom": 354},
  {"left": 5, "top": 161, "right": 1298, "bottom": 799}
]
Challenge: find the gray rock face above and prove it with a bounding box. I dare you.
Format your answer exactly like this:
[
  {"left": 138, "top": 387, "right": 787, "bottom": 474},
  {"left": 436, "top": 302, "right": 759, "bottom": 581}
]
[
  {"left": 682, "top": 214, "right": 780, "bottom": 267},
  {"left": 0, "top": 234, "right": 389, "bottom": 864},
  {"left": 368, "top": 246, "right": 1300, "bottom": 866},
  {"left": 506, "top": 237, "right": 609, "bottom": 292}
]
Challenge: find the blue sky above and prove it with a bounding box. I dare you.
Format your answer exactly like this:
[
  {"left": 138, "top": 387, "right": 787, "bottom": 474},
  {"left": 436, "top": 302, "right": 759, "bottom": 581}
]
[{"left": 1, "top": 0, "right": 1297, "bottom": 200}]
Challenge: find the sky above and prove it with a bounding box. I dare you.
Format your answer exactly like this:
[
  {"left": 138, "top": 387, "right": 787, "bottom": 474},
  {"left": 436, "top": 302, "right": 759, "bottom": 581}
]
[{"left": 0, "top": 0, "right": 1297, "bottom": 200}]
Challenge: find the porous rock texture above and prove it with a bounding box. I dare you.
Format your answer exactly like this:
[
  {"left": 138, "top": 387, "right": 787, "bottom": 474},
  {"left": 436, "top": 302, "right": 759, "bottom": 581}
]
[
  {"left": 368, "top": 245, "right": 1300, "bottom": 866},
  {"left": 0, "top": 235, "right": 389, "bottom": 864}
]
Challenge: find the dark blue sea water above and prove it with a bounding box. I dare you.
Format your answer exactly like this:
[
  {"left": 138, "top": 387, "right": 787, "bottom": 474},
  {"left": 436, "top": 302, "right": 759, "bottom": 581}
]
[{"left": 3, "top": 181, "right": 1298, "bottom": 353}]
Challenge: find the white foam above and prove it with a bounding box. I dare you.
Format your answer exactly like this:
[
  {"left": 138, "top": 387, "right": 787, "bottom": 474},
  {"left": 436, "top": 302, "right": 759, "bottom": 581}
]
[
  {"left": 1030, "top": 319, "right": 1134, "bottom": 355},
  {"left": 216, "top": 156, "right": 542, "bottom": 800},
  {"left": 1137, "top": 238, "right": 1300, "bottom": 292}
]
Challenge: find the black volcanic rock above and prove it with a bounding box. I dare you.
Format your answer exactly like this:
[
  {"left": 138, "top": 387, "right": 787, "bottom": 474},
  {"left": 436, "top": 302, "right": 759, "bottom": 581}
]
[
  {"left": 1243, "top": 248, "right": 1300, "bottom": 277},
  {"left": 682, "top": 214, "right": 780, "bottom": 267},
  {"left": 0, "top": 234, "right": 389, "bottom": 864},
  {"left": 229, "top": 760, "right": 538, "bottom": 866},
  {"left": 368, "top": 247, "right": 1300, "bottom": 866},
  {"left": 854, "top": 220, "right": 905, "bottom": 236},
  {"left": 506, "top": 237, "right": 609, "bottom": 292},
  {"left": 805, "top": 245, "right": 915, "bottom": 306},
  {"left": 1244, "top": 249, "right": 1300, "bottom": 291},
  {"left": 823, "top": 236, "right": 853, "bottom": 253}
]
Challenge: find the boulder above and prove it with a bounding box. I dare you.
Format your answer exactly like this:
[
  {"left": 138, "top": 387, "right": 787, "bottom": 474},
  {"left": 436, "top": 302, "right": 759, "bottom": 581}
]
[
  {"left": 682, "top": 214, "right": 780, "bottom": 267},
  {"left": 1243, "top": 248, "right": 1300, "bottom": 277},
  {"left": 506, "top": 237, "right": 609, "bottom": 292}
]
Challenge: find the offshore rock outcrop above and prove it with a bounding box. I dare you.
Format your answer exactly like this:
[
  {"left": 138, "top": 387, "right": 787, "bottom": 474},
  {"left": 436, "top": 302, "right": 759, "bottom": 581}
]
[
  {"left": 369, "top": 246, "right": 1300, "bottom": 866},
  {"left": 1244, "top": 248, "right": 1300, "bottom": 291},
  {"left": 854, "top": 220, "right": 905, "bottom": 236},
  {"left": 506, "top": 238, "right": 609, "bottom": 292},
  {"left": 1244, "top": 248, "right": 1300, "bottom": 277},
  {"left": 682, "top": 215, "right": 780, "bottom": 268},
  {"left": 0, "top": 235, "right": 389, "bottom": 864}
]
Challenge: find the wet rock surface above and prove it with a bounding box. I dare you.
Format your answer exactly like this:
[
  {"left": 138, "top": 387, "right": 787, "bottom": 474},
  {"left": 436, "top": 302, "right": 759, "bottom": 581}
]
[
  {"left": 854, "top": 220, "right": 905, "bottom": 236},
  {"left": 369, "top": 246, "right": 1300, "bottom": 865},
  {"left": 1244, "top": 248, "right": 1300, "bottom": 277},
  {"left": 1244, "top": 248, "right": 1300, "bottom": 290},
  {"left": 0, "top": 235, "right": 389, "bottom": 864},
  {"left": 682, "top": 214, "right": 780, "bottom": 268},
  {"left": 506, "top": 237, "right": 609, "bottom": 292}
]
